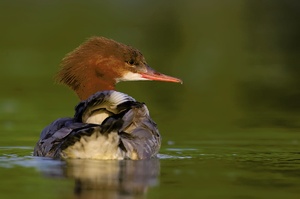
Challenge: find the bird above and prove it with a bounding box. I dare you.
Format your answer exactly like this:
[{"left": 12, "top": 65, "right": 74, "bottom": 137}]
[{"left": 33, "top": 36, "right": 182, "bottom": 160}]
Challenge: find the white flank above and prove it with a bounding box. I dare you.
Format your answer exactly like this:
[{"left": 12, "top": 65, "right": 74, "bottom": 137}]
[{"left": 61, "top": 131, "right": 126, "bottom": 160}]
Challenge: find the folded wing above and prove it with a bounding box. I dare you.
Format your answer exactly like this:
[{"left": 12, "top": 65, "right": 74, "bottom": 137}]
[{"left": 33, "top": 91, "right": 160, "bottom": 160}]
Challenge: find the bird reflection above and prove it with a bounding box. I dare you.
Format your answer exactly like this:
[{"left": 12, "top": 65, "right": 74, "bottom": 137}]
[{"left": 38, "top": 158, "right": 160, "bottom": 199}]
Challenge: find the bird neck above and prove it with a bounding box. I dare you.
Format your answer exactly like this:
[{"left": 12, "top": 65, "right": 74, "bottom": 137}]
[{"left": 75, "top": 77, "right": 116, "bottom": 101}]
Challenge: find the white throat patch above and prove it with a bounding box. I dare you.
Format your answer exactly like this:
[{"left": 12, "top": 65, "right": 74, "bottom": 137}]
[{"left": 116, "top": 71, "right": 149, "bottom": 82}]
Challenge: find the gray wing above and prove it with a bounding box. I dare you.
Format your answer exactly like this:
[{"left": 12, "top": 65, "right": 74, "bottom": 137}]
[
  {"left": 117, "top": 103, "right": 161, "bottom": 159},
  {"left": 33, "top": 118, "right": 99, "bottom": 158}
]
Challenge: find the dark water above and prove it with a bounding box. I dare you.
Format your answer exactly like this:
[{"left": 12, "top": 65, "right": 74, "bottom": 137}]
[{"left": 1, "top": 1, "right": 300, "bottom": 199}]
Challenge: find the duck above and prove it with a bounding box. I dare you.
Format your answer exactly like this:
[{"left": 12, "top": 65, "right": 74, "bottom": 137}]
[{"left": 33, "top": 36, "right": 182, "bottom": 160}]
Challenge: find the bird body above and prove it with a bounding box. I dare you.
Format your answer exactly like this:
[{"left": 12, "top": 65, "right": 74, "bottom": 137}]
[{"left": 33, "top": 37, "right": 181, "bottom": 160}]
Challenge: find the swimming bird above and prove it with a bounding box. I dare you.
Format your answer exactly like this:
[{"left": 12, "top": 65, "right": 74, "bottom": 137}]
[{"left": 33, "top": 37, "right": 182, "bottom": 160}]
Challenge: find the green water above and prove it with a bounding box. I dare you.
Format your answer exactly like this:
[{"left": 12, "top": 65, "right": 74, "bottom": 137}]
[{"left": 1, "top": 1, "right": 300, "bottom": 199}]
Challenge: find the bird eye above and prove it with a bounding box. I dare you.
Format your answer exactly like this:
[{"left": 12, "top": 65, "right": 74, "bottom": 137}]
[{"left": 126, "top": 59, "right": 135, "bottom": 65}]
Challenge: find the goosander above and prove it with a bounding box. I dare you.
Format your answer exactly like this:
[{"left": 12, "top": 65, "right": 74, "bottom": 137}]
[{"left": 33, "top": 37, "right": 182, "bottom": 160}]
